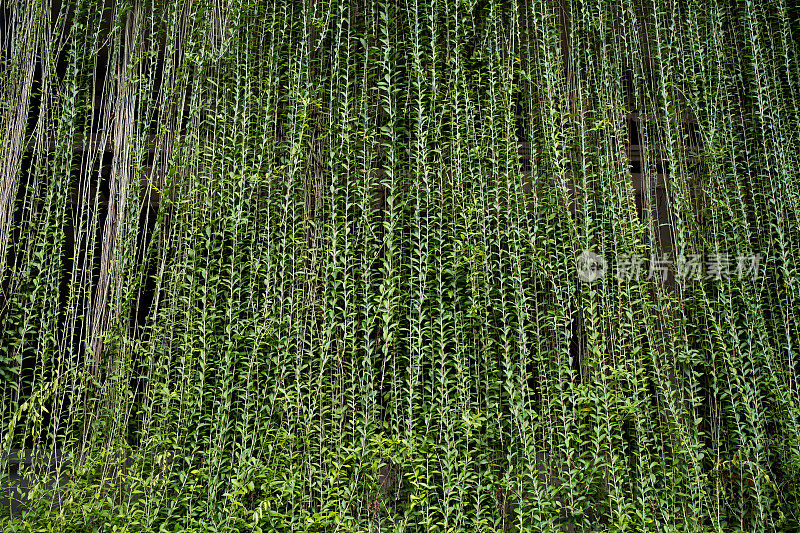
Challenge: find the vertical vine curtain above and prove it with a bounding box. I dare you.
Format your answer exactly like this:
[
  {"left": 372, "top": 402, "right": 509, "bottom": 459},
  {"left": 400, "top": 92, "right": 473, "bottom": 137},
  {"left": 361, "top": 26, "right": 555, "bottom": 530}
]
[{"left": 1, "top": 0, "right": 799, "bottom": 530}]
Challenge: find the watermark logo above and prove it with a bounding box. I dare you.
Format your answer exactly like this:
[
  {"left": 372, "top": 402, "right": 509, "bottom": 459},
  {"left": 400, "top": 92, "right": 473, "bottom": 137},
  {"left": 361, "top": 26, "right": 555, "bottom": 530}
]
[
  {"left": 576, "top": 251, "right": 763, "bottom": 284},
  {"left": 576, "top": 250, "right": 607, "bottom": 283}
]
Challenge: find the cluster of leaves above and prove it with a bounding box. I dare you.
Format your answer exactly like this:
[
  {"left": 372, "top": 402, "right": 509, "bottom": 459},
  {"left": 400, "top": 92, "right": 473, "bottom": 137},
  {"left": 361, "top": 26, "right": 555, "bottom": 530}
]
[{"left": 1, "top": 0, "right": 799, "bottom": 531}]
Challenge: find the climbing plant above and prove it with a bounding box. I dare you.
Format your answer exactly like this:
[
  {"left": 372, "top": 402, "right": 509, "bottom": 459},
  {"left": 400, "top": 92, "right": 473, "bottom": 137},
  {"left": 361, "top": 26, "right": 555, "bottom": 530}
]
[{"left": 1, "top": 0, "right": 799, "bottom": 531}]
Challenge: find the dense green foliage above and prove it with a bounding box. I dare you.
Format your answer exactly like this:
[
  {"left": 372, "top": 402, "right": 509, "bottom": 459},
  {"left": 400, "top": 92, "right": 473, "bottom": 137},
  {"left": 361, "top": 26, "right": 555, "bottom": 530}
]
[{"left": 1, "top": 0, "right": 799, "bottom": 530}]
